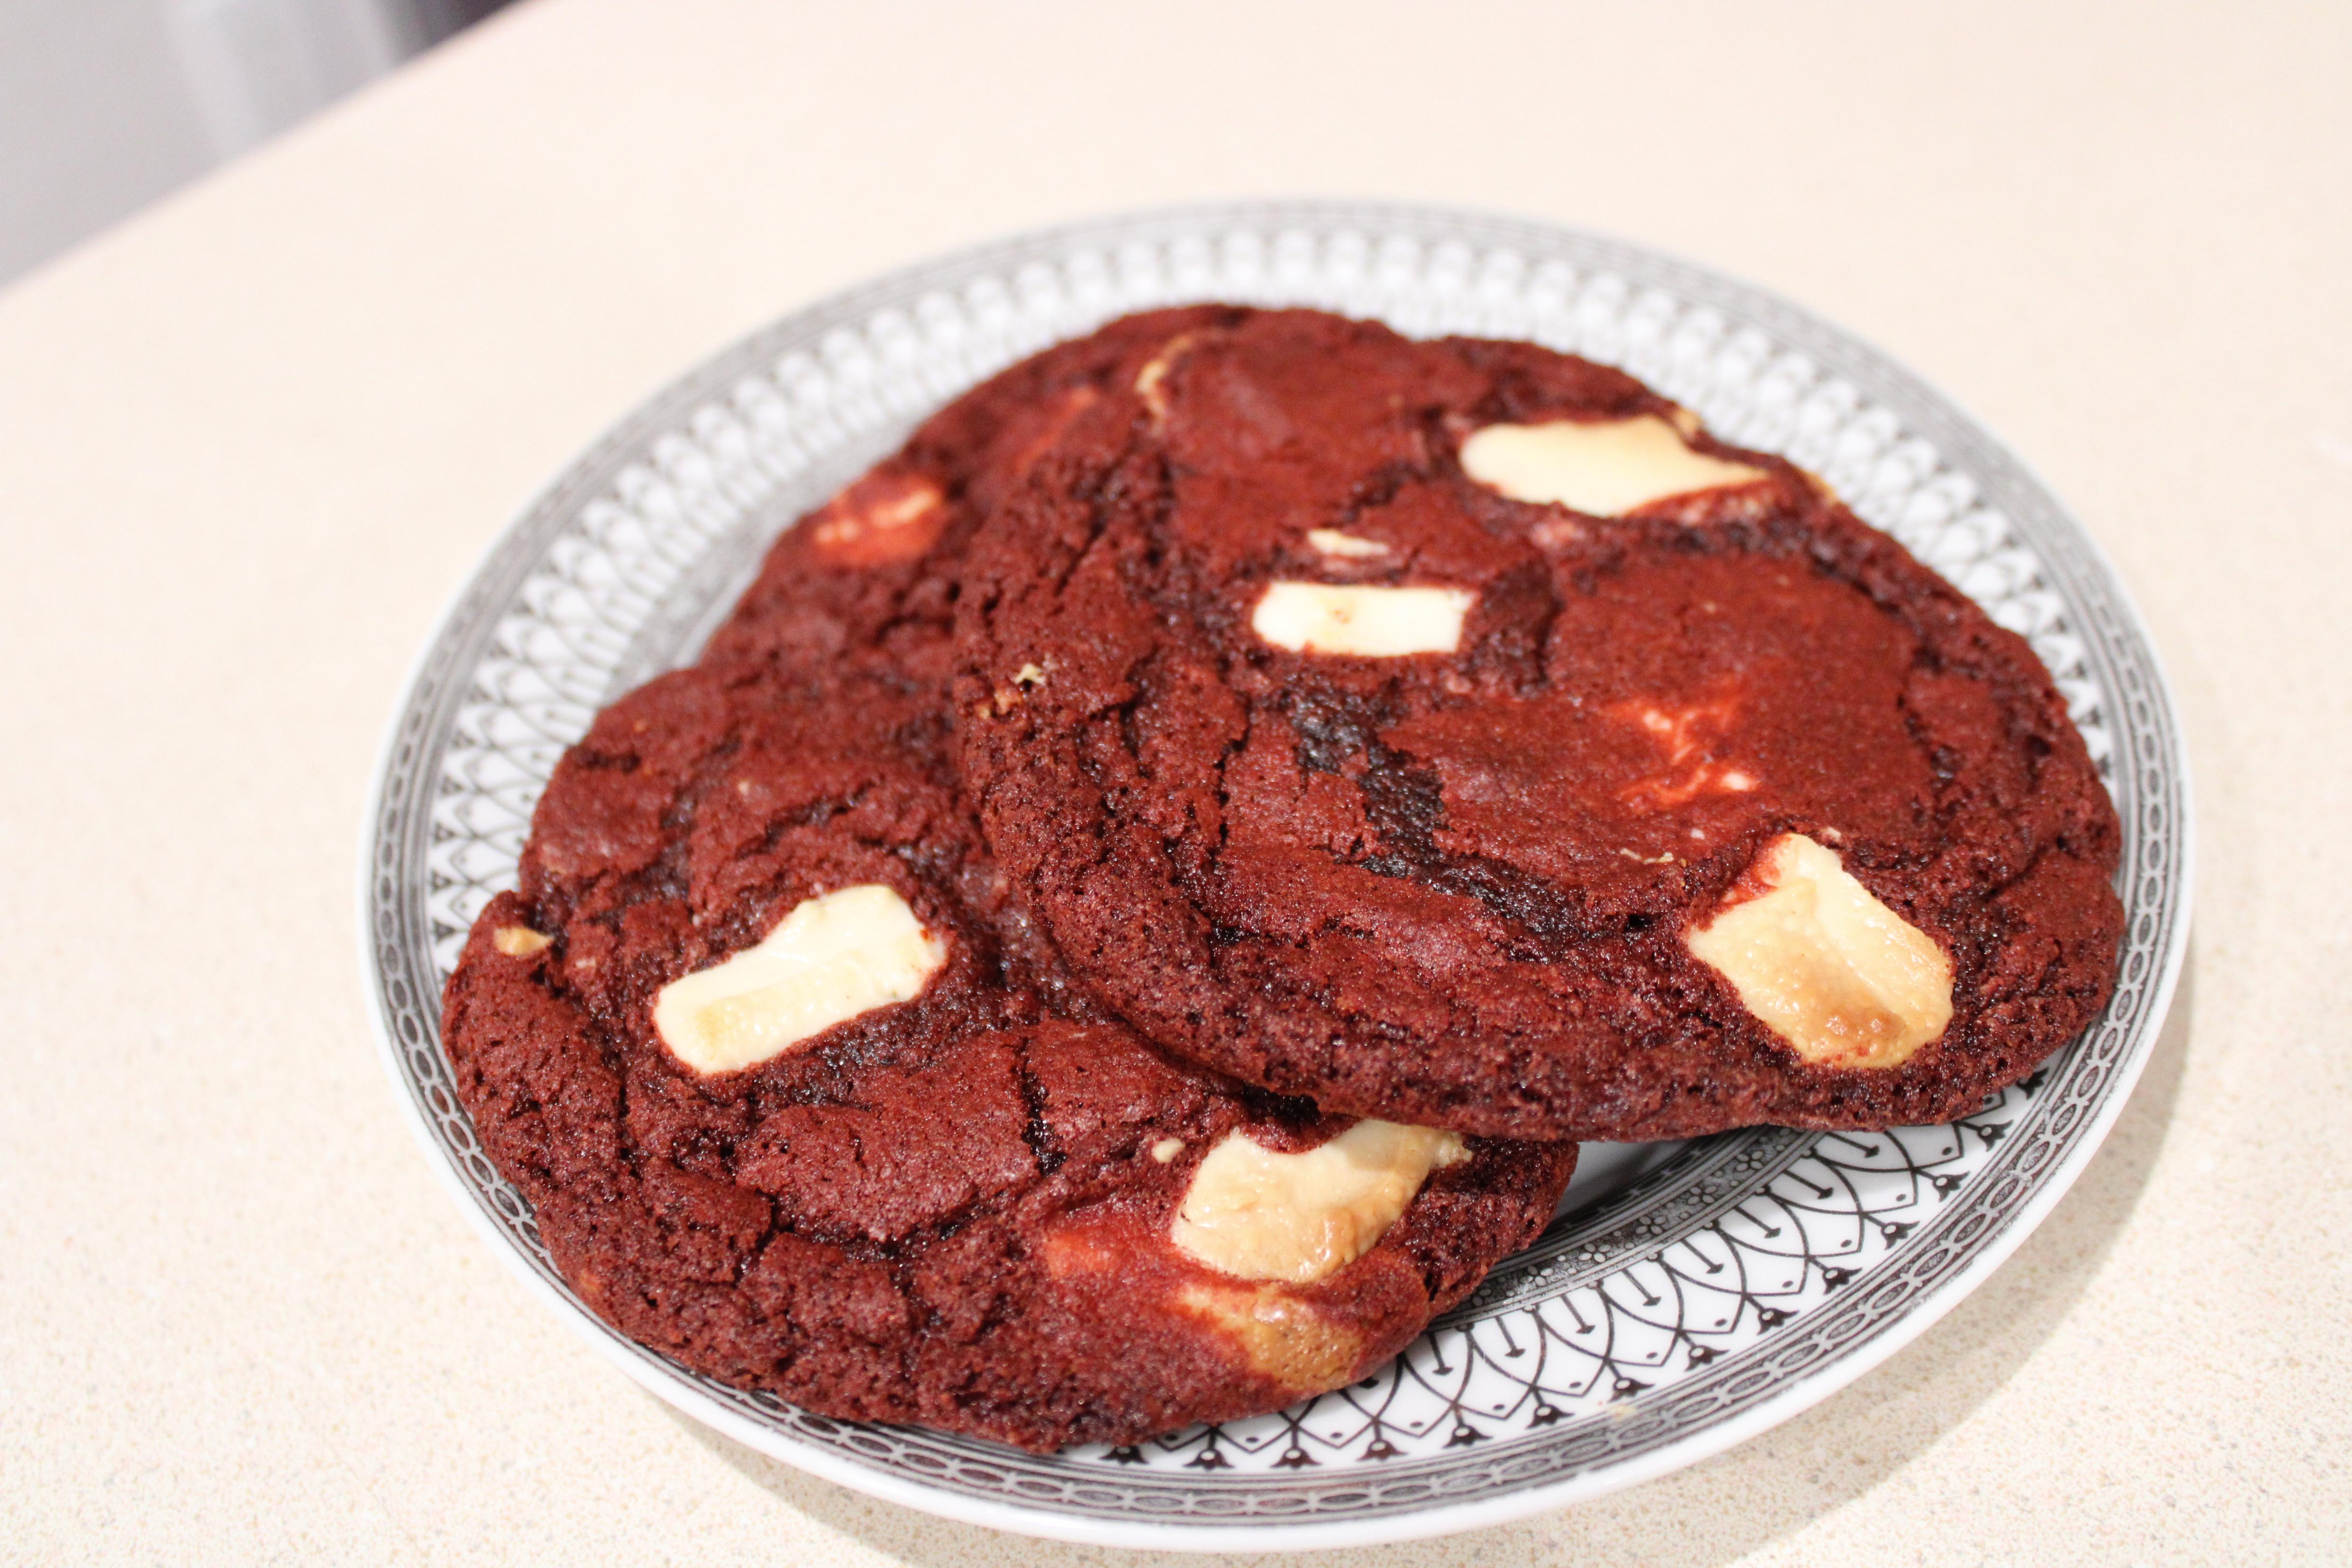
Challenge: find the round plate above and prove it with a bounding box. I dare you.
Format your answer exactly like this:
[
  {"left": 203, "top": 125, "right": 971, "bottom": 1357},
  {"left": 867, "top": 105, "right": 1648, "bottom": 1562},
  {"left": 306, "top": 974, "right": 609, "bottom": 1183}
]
[{"left": 358, "top": 201, "right": 2190, "bottom": 1552}]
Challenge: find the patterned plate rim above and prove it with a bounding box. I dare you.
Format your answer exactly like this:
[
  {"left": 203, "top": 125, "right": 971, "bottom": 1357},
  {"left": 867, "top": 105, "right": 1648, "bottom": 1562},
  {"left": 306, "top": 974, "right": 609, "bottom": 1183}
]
[{"left": 357, "top": 199, "right": 2193, "bottom": 1552}]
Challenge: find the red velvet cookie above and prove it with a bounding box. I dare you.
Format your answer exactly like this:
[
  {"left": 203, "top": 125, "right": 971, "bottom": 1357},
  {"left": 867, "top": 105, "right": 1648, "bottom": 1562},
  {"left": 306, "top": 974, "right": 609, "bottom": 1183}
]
[
  {"left": 444, "top": 666, "right": 1570, "bottom": 1451},
  {"left": 700, "top": 303, "right": 1239, "bottom": 692},
  {"left": 440, "top": 328, "right": 1575, "bottom": 1449},
  {"left": 953, "top": 308, "right": 2123, "bottom": 1141}
]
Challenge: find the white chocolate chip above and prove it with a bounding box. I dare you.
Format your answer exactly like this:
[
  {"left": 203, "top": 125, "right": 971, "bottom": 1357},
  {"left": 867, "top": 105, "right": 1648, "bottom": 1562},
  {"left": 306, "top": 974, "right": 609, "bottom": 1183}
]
[
  {"left": 1305, "top": 528, "right": 1390, "bottom": 559},
  {"left": 1151, "top": 1138, "right": 1185, "bottom": 1163},
  {"left": 652, "top": 884, "right": 947, "bottom": 1075},
  {"left": 1615, "top": 698, "right": 1754, "bottom": 808},
  {"left": 1173, "top": 1281, "right": 1362, "bottom": 1390},
  {"left": 1250, "top": 581, "right": 1474, "bottom": 657},
  {"left": 493, "top": 925, "right": 551, "bottom": 958},
  {"left": 1169, "top": 1121, "right": 1468, "bottom": 1284},
  {"left": 1013, "top": 662, "right": 1047, "bottom": 688},
  {"left": 1460, "top": 414, "right": 1768, "bottom": 516},
  {"left": 1134, "top": 333, "right": 1200, "bottom": 421},
  {"left": 1685, "top": 834, "right": 1954, "bottom": 1070},
  {"left": 807, "top": 472, "right": 946, "bottom": 565}
]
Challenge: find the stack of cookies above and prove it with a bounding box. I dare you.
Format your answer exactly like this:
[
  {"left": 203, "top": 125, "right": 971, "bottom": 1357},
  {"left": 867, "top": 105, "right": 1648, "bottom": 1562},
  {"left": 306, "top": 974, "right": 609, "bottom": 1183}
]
[{"left": 444, "top": 307, "right": 2122, "bottom": 1451}]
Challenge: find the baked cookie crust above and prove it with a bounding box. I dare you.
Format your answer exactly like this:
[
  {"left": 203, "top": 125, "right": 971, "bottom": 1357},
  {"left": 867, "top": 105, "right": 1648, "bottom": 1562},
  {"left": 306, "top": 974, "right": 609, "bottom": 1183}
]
[
  {"left": 441, "top": 321, "right": 1575, "bottom": 1448},
  {"left": 953, "top": 308, "right": 2123, "bottom": 1141}
]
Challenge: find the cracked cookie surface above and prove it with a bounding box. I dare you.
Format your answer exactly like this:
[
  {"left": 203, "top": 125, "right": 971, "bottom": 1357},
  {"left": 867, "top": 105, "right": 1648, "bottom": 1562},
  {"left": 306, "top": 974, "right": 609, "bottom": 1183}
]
[
  {"left": 439, "top": 325, "right": 1575, "bottom": 1450},
  {"left": 953, "top": 308, "right": 2124, "bottom": 1140}
]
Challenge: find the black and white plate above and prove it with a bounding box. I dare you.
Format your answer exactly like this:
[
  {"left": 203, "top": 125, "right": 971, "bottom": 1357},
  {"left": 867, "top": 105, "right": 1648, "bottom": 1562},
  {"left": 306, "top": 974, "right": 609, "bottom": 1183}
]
[{"left": 359, "top": 201, "right": 2190, "bottom": 1552}]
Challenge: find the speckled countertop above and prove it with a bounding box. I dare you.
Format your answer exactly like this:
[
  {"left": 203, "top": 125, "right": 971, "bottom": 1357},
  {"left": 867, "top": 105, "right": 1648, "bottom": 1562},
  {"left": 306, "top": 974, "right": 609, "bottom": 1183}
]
[{"left": 3, "top": 1, "right": 2346, "bottom": 1561}]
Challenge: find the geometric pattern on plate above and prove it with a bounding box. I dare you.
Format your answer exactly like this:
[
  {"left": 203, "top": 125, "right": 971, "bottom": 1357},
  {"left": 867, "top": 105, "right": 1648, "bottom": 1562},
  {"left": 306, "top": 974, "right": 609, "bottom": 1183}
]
[{"left": 363, "top": 200, "right": 2188, "bottom": 1549}]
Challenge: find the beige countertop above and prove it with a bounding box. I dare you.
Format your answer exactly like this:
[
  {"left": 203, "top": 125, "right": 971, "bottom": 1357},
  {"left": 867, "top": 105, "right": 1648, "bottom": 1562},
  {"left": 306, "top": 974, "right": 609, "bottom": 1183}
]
[{"left": 3, "top": 1, "right": 2347, "bottom": 1561}]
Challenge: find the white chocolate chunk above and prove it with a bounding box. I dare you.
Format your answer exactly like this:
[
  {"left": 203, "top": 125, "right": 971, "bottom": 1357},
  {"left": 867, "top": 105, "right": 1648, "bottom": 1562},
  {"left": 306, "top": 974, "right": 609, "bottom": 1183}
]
[
  {"left": 1250, "top": 582, "right": 1474, "bottom": 657},
  {"left": 1616, "top": 697, "right": 1756, "bottom": 807},
  {"left": 1460, "top": 414, "right": 1768, "bottom": 516},
  {"left": 1134, "top": 332, "right": 1200, "bottom": 421},
  {"left": 1685, "top": 835, "right": 1953, "bottom": 1070},
  {"left": 1174, "top": 1281, "right": 1363, "bottom": 1389},
  {"left": 1151, "top": 1138, "right": 1185, "bottom": 1163},
  {"left": 493, "top": 925, "right": 551, "bottom": 958},
  {"left": 652, "top": 884, "right": 946, "bottom": 1075},
  {"left": 1170, "top": 1121, "right": 1468, "bottom": 1283},
  {"left": 807, "top": 471, "right": 945, "bottom": 564},
  {"left": 1306, "top": 528, "right": 1390, "bottom": 559}
]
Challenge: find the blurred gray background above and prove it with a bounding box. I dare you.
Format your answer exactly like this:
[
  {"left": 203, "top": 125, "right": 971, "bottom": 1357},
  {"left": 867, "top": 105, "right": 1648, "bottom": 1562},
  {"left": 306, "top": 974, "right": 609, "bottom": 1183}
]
[{"left": 0, "top": 0, "right": 509, "bottom": 287}]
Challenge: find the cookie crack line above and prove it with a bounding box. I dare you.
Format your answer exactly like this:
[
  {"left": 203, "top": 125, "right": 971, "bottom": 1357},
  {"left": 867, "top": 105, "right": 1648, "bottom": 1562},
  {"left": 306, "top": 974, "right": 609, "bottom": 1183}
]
[
  {"left": 444, "top": 302, "right": 2111, "bottom": 1450},
  {"left": 1202, "top": 694, "right": 1257, "bottom": 886},
  {"left": 1011, "top": 1046, "right": 1068, "bottom": 1179},
  {"left": 952, "top": 306, "right": 2122, "bottom": 1142}
]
